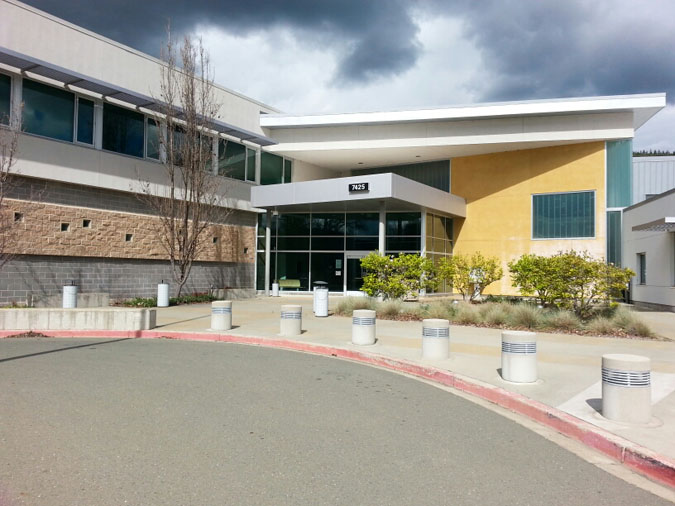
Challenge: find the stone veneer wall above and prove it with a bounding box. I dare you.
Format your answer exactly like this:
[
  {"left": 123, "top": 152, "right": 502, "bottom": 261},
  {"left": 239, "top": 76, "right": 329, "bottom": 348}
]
[
  {"left": 0, "top": 255, "right": 253, "bottom": 304},
  {"left": 0, "top": 177, "right": 258, "bottom": 304}
]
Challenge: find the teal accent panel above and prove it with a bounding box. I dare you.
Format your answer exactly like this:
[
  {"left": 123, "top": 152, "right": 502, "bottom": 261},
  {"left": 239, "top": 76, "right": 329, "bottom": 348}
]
[
  {"left": 606, "top": 211, "right": 622, "bottom": 266},
  {"left": 353, "top": 160, "right": 450, "bottom": 192},
  {"left": 606, "top": 140, "right": 632, "bottom": 207},
  {"left": 532, "top": 191, "right": 595, "bottom": 239}
]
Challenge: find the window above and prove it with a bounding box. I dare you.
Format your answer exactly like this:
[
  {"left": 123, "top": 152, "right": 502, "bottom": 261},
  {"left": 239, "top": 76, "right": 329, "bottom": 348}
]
[
  {"left": 218, "top": 139, "right": 247, "bottom": 180},
  {"left": 0, "top": 73, "right": 10, "bottom": 125},
  {"left": 261, "top": 152, "right": 283, "bottom": 185},
  {"left": 23, "top": 79, "right": 74, "bottom": 142},
  {"left": 386, "top": 212, "right": 421, "bottom": 253},
  {"left": 146, "top": 118, "right": 160, "bottom": 160},
  {"left": 638, "top": 253, "right": 646, "bottom": 285},
  {"left": 76, "top": 98, "right": 94, "bottom": 144},
  {"left": 284, "top": 159, "right": 292, "bottom": 183},
  {"left": 246, "top": 148, "right": 256, "bottom": 182},
  {"left": 532, "top": 191, "right": 595, "bottom": 239},
  {"left": 102, "top": 103, "right": 144, "bottom": 157}
]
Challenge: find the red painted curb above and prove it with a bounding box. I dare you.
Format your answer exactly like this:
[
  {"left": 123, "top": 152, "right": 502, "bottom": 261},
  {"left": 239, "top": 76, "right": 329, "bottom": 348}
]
[{"left": 2, "top": 329, "right": 674, "bottom": 488}]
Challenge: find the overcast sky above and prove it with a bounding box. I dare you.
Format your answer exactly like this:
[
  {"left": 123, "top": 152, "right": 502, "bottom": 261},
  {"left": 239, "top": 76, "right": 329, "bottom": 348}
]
[{"left": 23, "top": 0, "right": 675, "bottom": 150}]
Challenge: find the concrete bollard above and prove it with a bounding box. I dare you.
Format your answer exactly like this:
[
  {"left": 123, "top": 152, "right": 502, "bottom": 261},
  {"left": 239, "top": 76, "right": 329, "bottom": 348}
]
[
  {"left": 211, "top": 300, "right": 232, "bottom": 331},
  {"left": 62, "top": 282, "right": 78, "bottom": 309},
  {"left": 280, "top": 304, "right": 302, "bottom": 336},
  {"left": 602, "top": 354, "right": 651, "bottom": 424},
  {"left": 501, "top": 330, "right": 537, "bottom": 383},
  {"left": 352, "top": 309, "right": 376, "bottom": 345},
  {"left": 157, "top": 282, "right": 170, "bottom": 308},
  {"left": 271, "top": 282, "right": 279, "bottom": 297},
  {"left": 422, "top": 319, "right": 450, "bottom": 359}
]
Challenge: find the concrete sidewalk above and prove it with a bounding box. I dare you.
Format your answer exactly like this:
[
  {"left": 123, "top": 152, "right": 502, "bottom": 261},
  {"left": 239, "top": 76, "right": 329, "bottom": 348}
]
[{"left": 153, "top": 296, "right": 675, "bottom": 467}]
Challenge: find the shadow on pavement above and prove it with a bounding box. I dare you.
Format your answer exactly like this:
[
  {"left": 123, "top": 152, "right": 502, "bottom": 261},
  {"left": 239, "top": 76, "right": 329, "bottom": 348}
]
[{"left": 0, "top": 338, "right": 132, "bottom": 363}]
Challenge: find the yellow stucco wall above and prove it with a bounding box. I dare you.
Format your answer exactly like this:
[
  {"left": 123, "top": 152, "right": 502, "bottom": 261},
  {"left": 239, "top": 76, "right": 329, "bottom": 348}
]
[{"left": 451, "top": 141, "right": 606, "bottom": 295}]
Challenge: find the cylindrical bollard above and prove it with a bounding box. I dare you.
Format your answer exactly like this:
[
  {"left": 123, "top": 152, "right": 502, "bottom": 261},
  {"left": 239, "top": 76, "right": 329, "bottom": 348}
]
[
  {"left": 602, "top": 354, "right": 651, "bottom": 424},
  {"left": 211, "top": 300, "right": 232, "bottom": 331},
  {"left": 315, "top": 287, "right": 329, "bottom": 317},
  {"left": 157, "top": 282, "right": 170, "bottom": 307},
  {"left": 280, "top": 304, "right": 302, "bottom": 336},
  {"left": 62, "top": 281, "right": 78, "bottom": 309},
  {"left": 272, "top": 282, "right": 279, "bottom": 297},
  {"left": 422, "top": 319, "right": 450, "bottom": 359},
  {"left": 501, "top": 330, "right": 537, "bottom": 383},
  {"left": 352, "top": 309, "right": 376, "bottom": 345}
]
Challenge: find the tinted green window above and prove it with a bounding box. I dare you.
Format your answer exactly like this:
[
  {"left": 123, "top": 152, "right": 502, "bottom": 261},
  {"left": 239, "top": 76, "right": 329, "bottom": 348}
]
[
  {"left": 533, "top": 191, "right": 595, "bottom": 239},
  {"left": 284, "top": 159, "right": 292, "bottom": 183},
  {"left": 256, "top": 252, "right": 277, "bottom": 291},
  {"left": 386, "top": 212, "right": 421, "bottom": 235},
  {"left": 277, "top": 237, "right": 310, "bottom": 250},
  {"left": 312, "top": 213, "right": 345, "bottom": 235},
  {"left": 246, "top": 148, "right": 256, "bottom": 181},
  {"left": 23, "top": 79, "right": 74, "bottom": 142},
  {"left": 607, "top": 140, "right": 632, "bottom": 208},
  {"left": 607, "top": 211, "right": 622, "bottom": 266},
  {"left": 278, "top": 214, "right": 310, "bottom": 235},
  {"left": 346, "top": 236, "right": 378, "bottom": 250},
  {"left": 218, "top": 139, "right": 246, "bottom": 180},
  {"left": 261, "top": 152, "right": 283, "bottom": 185},
  {"left": 102, "top": 103, "right": 144, "bottom": 157},
  {"left": 386, "top": 237, "right": 420, "bottom": 252},
  {"left": 76, "top": 98, "right": 94, "bottom": 144},
  {"left": 353, "top": 160, "right": 450, "bottom": 192},
  {"left": 257, "top": 213, "right": 278, "bottom": 237},
  {"left": 277, "top": 252, "right": 309, "bottom": 291},
  {"left": 0, "top": 74, "right": 10, "bottom": 125},
  {"left": 346, "top": 213, "right": 378, "bottom": 235},
  {"left": 146, "top": 119, "right": 160, "bottom": 160}
]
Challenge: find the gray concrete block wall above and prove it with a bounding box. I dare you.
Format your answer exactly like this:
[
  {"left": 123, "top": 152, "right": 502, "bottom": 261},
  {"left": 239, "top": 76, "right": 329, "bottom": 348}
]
[{"left": 0, "top": 255, "right": 254, "bottom": 304}]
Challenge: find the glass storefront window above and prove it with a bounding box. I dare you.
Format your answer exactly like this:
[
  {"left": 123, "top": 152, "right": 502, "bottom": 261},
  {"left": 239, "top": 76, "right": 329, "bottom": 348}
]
[
  {"left": 311, "top": 253, "right": 344, "bottom": 291},
  {"left": 346, "top": 213, "right": 378, "bottom": 235},
  {"left": 278, "top": 214, "right": 310, "bottom": 236},
  {"left": 311, "top": 237, "right": 344, "bottom": 251},
  {"left": 23, "top": 79, "right": 74, "bottom": 142},
  {"left": 277, "top": 252, "right": 309, "bottom": 291},
  {"left": 386, "top": 212, "right": 421, "bottom": 235},
  {"left": 312, "top": 213, "right": 345, "bottom": 235}
]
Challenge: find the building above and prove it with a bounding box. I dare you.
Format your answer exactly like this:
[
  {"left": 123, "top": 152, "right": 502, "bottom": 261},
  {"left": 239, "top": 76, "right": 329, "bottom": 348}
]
[{"left": 0, "top": 0, "right": 667, "bottom": 303}]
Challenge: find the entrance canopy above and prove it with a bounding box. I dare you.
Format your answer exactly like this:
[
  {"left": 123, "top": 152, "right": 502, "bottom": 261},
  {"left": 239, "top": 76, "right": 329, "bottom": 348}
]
[{"left": 251, "top": 173, "right": 466, "bottom": 217}]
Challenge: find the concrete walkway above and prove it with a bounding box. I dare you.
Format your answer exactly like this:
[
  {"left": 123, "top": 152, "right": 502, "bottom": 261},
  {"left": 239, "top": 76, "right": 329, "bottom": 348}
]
[{"left": 153, "top": 296, "right": 675, "bottom": 469}]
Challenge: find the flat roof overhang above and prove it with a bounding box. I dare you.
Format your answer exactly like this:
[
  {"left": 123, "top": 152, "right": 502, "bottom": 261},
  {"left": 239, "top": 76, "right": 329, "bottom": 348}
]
[
  {"left": 251, "top": 173, "right": 466, "bottom": 217},
  {"left": 632, "top": 217, "right": 675, "bottom": 232},
  {"left": 260, "top": 94, "right": 666, "bottom": 169}
]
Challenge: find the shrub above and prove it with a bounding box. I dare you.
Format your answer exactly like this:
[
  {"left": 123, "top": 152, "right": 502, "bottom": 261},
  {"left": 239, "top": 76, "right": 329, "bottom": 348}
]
[
  {"left": 424, "top": 301, "right": 453, "bottom": 320},
  {"left": 611, "top": 307, "right": 653, "bottom": 337},
  {"left": 379, "top": 300, "right": 404, "bottom": 318},
  {"left": 360, "top": 252, "right": 437, "bottom": 300},
  {"left": 334, "top": 297, "right": 377, "bottom": 316},
  {"left": 452, "top": 302, "right": 481, "bottom": 325},
  {"left": 481, "top": 303, "right": 510, "bottom": 326},
  {"left": 508, "top": 250, "right": 634, "bottom": 318},
  {"left": 437, "top": 253, "right": 503, "bottom": 302},
  {"left": 586, "top": 317, "right": 618, "bottom": 336},
  {"left": 507, "top": 304, "right": 543, "bottom": 329},
  {"left": 543, "top": 310, "right": 582, "bottom": 332}
]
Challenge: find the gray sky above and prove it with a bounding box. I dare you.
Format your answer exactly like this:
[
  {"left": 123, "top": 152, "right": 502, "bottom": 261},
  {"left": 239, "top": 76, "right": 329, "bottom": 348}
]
[{"left": 23, "top": 0, "right": 675, "bottom": 150}]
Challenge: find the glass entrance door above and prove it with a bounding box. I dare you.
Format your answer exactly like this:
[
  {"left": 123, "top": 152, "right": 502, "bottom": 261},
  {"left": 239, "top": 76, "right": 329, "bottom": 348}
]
[{"left": 345, "top": 254, "right": 367, "bottom": 294}]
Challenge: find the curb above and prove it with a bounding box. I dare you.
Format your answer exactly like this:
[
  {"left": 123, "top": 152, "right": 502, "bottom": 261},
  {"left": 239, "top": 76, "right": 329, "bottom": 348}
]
[{"left": 2, "top": 328, "right": 674, "bottom": 489}]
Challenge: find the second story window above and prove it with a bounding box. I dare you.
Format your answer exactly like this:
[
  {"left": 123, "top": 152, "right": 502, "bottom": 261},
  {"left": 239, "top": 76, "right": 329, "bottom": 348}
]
[
  {"left": 22, "top": 79, "right": 74, "bottom": 142},
  {"left": 102, "top": 103, "right": 144, "bottom": 158}
]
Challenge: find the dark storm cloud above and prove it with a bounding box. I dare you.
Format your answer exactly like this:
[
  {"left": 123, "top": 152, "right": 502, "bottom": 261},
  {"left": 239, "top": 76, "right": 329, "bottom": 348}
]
[
  {"left": 446, "top": 0, "right": 675, "bottom": 103},
  {"left": 21, "top": 0, "right": 421, "bottom": 85}
]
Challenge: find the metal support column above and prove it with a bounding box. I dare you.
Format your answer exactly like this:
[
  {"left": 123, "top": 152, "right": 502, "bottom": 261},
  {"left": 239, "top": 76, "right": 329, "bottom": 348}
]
[
  {"left": 264, "top": 209, "right": 272, "bottom": 296},
  {"left": 378, "top": 201, "right": 386, "bottom": 254}
]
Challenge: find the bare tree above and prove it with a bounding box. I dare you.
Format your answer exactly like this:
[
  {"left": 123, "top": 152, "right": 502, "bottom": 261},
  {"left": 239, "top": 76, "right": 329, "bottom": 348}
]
[
  {"left": 138, "top": 33, "right": 229, "bottom": 297},
  {"left": 0, "top": 101, "right": 21, "bottom": 271}
]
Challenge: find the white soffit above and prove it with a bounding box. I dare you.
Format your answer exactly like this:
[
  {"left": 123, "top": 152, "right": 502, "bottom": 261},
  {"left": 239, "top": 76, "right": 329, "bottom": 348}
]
[{"left": 261, "top": 94, "right": 666, "bottom": 130}]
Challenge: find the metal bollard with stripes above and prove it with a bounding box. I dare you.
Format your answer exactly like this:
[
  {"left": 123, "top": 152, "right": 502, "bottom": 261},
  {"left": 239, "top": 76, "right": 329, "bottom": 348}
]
[
  {"left": 421, "top": 319, "right": 450, "bottom": 359},
  {"left": 352, "top": 309, "right": 376, "bottom": 345},
  {"left": 602, "top": 354, "right": 651, "bottom": 424},
  {"left": 280, "top": 304, "right": 302, "bottom": 336},
  {"left": 210, "top": 300, "right": 232, "bottom": 331},
  {"left": 501, "top": 330, "right": 537, "bottom": 383}
]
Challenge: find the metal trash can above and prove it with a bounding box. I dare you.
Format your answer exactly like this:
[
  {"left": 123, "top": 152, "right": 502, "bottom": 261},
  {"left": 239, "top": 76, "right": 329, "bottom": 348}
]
[
  {"left": 272, "top": 282, "right": 279, "bottom": 297},
  {"left": 422, "top": 319, "right": 450, "bottom": 359},
  {"left": 352, "top": 309, "right": 376, "bottom": 345},
  {"left": 280, "top": 304, "right": 302, "bottom": 336},
  {"left": 602, "top": 354, "right": 651, "bottom": 424},
  {"left": 211, "top": 300, "right": 232, "bottom": 331},
  {"left": 501, "top": 330, "right": 537, "bottom": 383},
  {"left": 62, "top": 280, "right": 78, "bottom": 309},
  {"left": 313, "top": 281, "right": 328, "bottom": 313},
  {"left": 157, "top": 281, "right": 170, "bottom": 307}
]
